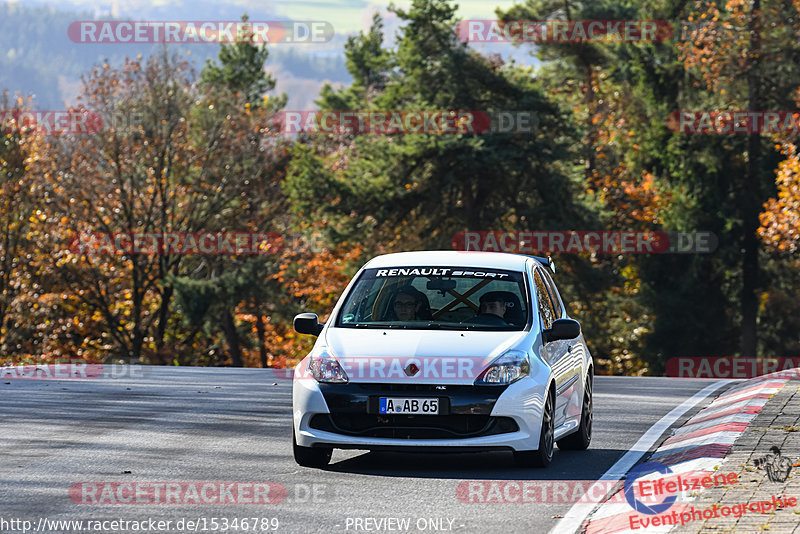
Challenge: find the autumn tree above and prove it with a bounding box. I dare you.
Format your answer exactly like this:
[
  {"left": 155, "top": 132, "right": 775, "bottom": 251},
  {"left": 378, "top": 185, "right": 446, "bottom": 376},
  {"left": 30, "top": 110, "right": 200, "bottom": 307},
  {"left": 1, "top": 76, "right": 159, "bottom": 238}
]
[
  {"left": 497, "top": 0, "right": 624, "bottom": 182},
  {"left": 0, "top": 92, "right": 35, "bottom": 358},
  {"left": 489, "top": 1, "right": 670, "bottom": 373},
  {"left": 27, "top": 44, "right": 290, "bottom": 365},
  {"left": 170, "top": 19, "right": 291, "bottom": 367},
  {"left": 24, "top": 54, "right": 195, "bottom": 362},
  {"left": 677, "top": 0, "right": 800, "bottom": 357},
  {"left": 757, "top": 85, "right": 800, "bottom": 356}
]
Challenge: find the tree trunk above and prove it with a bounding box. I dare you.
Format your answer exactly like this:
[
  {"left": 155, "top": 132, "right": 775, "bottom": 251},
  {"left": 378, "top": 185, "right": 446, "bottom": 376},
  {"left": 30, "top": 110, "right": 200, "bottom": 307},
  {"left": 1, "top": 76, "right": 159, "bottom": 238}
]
[
  {"left": 578, "top": 53, "right": 597, "bottom": 183},
  {"left": 131, "top": 258, "right": 144, "bottom": 360},
  {"left": 154, "top": 284, "right": 173, "bottom": 364},
  {"left": 563, "top": 0, "right": 597, "bottom": 182},
  {"left": 222, "top": 309, "right": 244, "bottom": 367},
  {"left": 256, "top": 312, "right": 268, "bottom": 368},
  {"left": 740, "top": 0, "right": 762, "bottom": 357},
  {"left": 462, "top": 180, "right": 480, "bottom": 231}
]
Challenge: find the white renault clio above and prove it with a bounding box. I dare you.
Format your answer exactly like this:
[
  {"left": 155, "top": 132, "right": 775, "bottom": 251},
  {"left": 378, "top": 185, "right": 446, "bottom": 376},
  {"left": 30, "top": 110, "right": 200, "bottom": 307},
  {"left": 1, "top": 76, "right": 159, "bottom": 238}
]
[{"left": 291, "top": 251, "right": 593, "bottom": 468}]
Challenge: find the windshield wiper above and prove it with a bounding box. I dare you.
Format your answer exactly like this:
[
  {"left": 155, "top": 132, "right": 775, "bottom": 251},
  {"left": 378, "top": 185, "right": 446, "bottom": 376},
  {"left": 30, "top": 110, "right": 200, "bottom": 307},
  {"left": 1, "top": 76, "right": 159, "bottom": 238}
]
[{"left": 345, "top": 322, "right": 517, "bottom": 331}]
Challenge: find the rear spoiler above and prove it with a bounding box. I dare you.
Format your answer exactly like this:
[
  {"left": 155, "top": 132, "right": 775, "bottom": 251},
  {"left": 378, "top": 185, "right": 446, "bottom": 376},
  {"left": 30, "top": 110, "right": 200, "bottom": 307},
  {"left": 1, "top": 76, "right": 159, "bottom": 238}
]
[{"left": 533, "top": 255, "right": 556, "bottom": 274}]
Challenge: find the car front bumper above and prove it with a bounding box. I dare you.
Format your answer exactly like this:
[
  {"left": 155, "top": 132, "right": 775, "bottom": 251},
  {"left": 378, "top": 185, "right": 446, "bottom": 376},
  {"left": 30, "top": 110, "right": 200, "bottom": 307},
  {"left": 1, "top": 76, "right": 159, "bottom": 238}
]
[{"left": 292, "top": 374, "right": 549, "bottom": 452}]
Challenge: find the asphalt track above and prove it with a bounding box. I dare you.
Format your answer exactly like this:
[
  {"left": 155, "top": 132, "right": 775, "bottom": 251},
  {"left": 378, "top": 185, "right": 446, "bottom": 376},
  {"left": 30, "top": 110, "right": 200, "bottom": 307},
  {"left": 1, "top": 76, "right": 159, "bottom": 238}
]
[{"left": 0, "top": 368, "right": 732, "bottom": 534}]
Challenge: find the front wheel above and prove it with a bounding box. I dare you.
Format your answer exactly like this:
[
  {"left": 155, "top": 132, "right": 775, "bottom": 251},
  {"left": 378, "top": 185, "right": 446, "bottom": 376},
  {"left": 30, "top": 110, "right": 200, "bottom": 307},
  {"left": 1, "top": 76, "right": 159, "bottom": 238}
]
[
  {"left": 557, "top": 375, "right": 592, "bottom": 450},
  {"left": 514, "top": 389, "right": 554, "bottom": 468},
  {"left": 292, "top": 427, "right": 332, "bottom": 468}
]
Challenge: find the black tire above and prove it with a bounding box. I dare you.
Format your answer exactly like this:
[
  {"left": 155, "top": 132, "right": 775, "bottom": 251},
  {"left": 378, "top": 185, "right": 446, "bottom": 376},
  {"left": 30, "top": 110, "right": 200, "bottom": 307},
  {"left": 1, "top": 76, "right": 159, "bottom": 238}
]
[
  {"left": 557, "top": 375, "right": 593, "bottom": 450},
  {"left": 514, "top": 388, "right": 555, "bottom": 468},
  {"left": 292, "top": 427, "right": 332, "bottom": 468}
]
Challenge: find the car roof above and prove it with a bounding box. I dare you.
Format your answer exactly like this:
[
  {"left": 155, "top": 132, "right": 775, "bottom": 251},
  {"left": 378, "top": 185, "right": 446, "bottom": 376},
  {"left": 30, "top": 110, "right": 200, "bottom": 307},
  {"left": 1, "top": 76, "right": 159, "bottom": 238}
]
[{"left": 363, "top": 250, "right": 535, "bottom": 271}]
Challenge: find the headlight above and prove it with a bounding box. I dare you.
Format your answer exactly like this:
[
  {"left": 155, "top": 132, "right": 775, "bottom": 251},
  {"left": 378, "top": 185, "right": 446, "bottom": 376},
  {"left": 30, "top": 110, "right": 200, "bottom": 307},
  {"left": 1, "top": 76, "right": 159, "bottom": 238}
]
[
  {"left": 475, "top": 350, "right": 530, "bottom": 385},
  {"left": 308, "top": 349, "right": 349, "bottom": 384}
]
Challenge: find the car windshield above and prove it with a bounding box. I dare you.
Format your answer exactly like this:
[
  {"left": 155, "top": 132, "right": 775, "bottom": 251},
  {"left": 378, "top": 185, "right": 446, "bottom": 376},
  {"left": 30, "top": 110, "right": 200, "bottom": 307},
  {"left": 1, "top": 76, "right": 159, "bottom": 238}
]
[{"left": 336, "top": 266, "right": 529, "bottom": 331}]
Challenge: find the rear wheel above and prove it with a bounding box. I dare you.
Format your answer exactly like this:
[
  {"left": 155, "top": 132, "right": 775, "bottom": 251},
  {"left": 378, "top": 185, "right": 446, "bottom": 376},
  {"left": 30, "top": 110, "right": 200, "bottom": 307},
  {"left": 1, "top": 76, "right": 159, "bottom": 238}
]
[
  {"left": 557, "top": 375, "right": 592, "bottom": 450},
  {"left": 292, "top": 427, "right": 332, "bottom": 468},
  {"left": 514, "top": 388, "right": 554, "bottom": 468}
]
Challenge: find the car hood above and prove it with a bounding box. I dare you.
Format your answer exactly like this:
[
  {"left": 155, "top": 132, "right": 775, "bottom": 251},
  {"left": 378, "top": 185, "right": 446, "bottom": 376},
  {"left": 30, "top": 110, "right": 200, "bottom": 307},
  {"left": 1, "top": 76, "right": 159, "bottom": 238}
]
[{"left": 322, "top": 327, "right": 529, "bottom": 384}]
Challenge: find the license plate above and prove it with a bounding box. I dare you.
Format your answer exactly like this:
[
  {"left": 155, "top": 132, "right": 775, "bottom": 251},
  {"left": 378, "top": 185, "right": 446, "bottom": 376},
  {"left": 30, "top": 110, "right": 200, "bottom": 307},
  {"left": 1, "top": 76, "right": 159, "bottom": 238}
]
[{"left": 379, "top": 397, "right": 439, "bottom": 415}]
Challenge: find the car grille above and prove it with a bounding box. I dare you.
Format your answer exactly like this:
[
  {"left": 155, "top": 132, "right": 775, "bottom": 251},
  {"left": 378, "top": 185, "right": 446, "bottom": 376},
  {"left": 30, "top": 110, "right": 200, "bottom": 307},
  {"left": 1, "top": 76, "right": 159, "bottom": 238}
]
[{"left": 309, "top": 413, "right": 519, "bottom": 439}]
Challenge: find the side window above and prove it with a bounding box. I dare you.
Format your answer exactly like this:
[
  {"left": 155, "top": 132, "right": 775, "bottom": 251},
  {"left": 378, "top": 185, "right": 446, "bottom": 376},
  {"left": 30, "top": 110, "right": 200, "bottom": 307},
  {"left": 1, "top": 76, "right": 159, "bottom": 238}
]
[
  {"left": 533, "top": 269, "right": 556, "bottom": 331},
  {"left": 541, "top": 269, "right": 564, "bottom": 319}
]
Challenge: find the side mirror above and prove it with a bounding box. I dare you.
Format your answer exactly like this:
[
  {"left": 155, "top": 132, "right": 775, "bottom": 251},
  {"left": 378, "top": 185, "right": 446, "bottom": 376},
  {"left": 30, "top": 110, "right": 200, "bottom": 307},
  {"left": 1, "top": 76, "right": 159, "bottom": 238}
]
[
  {"left": 294, "top": 313, "right": 324, "bottom": 336},
  {"left": 543, "top": 318, "right": 580, "bottom": 343}
]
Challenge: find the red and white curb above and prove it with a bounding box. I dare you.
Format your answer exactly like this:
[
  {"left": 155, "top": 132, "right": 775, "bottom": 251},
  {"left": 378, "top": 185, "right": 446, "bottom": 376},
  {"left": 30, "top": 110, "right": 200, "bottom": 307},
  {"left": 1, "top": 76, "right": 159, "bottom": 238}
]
[
  {"left": 570, "top": 374, "right": 794, "bottom": 534},
  {"left": 549, "top": 382, "right": 731, "bottom": 534}
]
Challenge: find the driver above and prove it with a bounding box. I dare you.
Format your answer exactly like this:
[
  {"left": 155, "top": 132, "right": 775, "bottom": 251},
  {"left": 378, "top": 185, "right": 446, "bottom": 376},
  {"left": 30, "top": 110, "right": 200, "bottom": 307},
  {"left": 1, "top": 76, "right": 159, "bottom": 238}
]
[
  {"left": 479, "top": 292, "right": 509, "bottom": 319},
  {"left": 465, "top": 292, "right": 510, "bottom": 325}
]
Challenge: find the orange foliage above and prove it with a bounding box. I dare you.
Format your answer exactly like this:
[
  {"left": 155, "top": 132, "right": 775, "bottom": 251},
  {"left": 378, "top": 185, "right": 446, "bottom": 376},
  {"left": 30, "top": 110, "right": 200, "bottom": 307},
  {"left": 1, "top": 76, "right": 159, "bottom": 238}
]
[
  {"left": 759, "top": 88, "right": 800, "bottom": 253},
  {"left": 586, "top": 79, "right": 670, "bottom": 227},
  {"left": 590, "top": 166, "right": 669, "bottom": 226},
  {"left": 759, "top": 142, "right": 800, "bottom": 252},
  {"left": 237, "top": 241, "right": 364, "bottom": 368}
]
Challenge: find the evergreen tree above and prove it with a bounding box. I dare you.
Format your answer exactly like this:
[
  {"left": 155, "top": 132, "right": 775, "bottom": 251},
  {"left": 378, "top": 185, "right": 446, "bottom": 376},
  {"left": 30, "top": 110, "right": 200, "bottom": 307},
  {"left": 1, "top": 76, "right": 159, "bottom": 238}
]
[
  {"left": 290, "top": 0, "right": 591, "bottom": 252},
  {"left": 173, "top": 16, "right": 291, "bottom": 366}
]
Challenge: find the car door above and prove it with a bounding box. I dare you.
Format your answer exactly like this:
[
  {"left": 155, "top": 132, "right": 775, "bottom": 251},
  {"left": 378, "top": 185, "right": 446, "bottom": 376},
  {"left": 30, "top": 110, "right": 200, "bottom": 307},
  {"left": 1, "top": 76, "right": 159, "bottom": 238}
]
[
  {"left": 540, "top": 267, "right": 584, "bottom": 428},
  {"left": 531, "top": 266, "right": 570, "bottom": 428}
]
